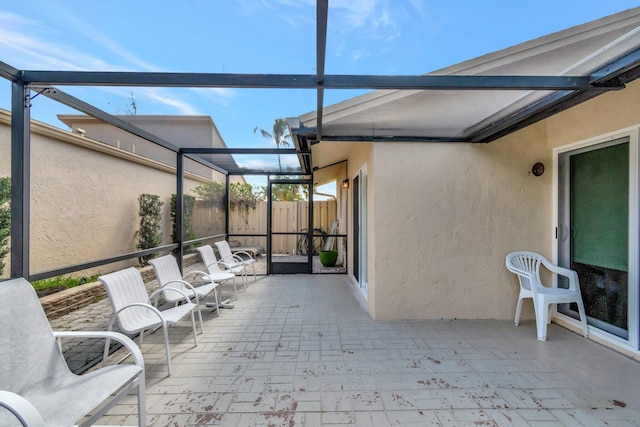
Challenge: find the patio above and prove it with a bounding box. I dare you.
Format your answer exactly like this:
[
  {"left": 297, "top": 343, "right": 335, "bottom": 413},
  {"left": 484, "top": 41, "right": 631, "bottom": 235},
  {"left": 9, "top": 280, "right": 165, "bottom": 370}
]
[{"left": 72, "top": 273, "right": 640, "bottom": 426}]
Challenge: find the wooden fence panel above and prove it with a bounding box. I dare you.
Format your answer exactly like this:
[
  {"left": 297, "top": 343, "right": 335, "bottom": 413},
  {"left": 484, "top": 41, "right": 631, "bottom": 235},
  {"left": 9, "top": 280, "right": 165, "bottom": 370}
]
[{"left": 193, "top": 200, "right": 336, "bottom": 255}]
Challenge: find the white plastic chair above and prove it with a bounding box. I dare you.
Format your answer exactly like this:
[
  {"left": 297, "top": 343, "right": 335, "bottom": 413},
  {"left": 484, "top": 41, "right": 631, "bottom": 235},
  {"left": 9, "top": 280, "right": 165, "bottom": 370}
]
[
  {"left": 100, "top": 266, "right": 199, "bottom": 376},
  {"left": 149, "top": 254, "right": 220, "bottom": 324},
  {"left": 215, "top": 239, "right": 257, "bottom": 282},
  {"left": 197, "top": 244, "right": 243, "bottom": 299},
  {"left": 506, "top": 251, "right": 589, "bottom": 341},
  {"left": 0, "top": 277, "right": 146, "bottom": 427}
]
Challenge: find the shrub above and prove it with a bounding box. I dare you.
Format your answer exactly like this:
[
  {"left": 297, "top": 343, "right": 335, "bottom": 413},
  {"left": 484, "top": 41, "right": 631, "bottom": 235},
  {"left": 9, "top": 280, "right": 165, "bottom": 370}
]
[
  {"left": 137, "top": 194, "right": 163, "bottom": 264},
  {"left": 192, "top": 181, "right": 225, "bottom": 207},
  {"left": 170, "top": 194, "right": 196, "bottom": 251},
  {"left": 0, "top": 177, "right": 10, "bottom": 276}
]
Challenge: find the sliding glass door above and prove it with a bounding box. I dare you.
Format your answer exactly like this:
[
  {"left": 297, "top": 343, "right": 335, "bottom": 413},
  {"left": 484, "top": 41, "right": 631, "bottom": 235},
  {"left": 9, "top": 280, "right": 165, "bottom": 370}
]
[{"left": 558, "top": 138, "right": 631, "bottom": 339}]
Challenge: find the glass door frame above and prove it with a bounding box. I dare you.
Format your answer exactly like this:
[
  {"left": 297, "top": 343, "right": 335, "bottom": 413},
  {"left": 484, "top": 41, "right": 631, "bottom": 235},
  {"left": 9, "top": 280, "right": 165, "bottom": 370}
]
[
  {"left": 267, "top": 177, "right": 313, "bottom": 274},
  {"left": 553, "top": 127, "right": 639, "bottom": 351}
]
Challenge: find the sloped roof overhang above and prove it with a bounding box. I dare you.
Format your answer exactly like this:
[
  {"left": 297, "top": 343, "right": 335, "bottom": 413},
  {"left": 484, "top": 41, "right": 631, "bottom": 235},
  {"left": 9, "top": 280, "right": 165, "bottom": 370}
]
[{"left": 291, "top": 6, "right": 640, "bottom": 158}]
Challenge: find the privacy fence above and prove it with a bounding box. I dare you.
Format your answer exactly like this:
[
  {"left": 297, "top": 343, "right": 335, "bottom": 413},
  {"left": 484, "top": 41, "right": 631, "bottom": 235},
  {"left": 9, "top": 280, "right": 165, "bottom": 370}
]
[{"left": 192, "top": 200, "right": 337, "bottom": 255}]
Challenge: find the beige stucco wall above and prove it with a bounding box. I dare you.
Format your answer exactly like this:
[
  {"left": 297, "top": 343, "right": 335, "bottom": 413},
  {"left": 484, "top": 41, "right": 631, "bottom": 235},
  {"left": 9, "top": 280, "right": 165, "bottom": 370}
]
[
  {"left": 0, "top": 110, "right": 216, "bottom": 278},
  {"left": 368, "top": 124, "right": 551, "bottom": 320}
]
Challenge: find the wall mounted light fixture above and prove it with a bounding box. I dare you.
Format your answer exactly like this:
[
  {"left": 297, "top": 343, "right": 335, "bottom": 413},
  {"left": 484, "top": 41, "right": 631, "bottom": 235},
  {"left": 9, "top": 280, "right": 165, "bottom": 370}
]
[
  {"left": 342, "top": 178, "right": 349, "bottom": 189},
  {"left": 530, "top": 162, "right": 545, "bottom": 177}
]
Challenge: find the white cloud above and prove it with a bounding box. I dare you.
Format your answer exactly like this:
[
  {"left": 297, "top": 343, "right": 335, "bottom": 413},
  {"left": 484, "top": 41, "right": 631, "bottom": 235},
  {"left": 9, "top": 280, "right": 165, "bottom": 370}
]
[
  {"left": 327, "top": 0, "right": 422, "bottom": 63},
  {"left": 0, "top": 11, "right": 116, "bottom": 71},
  {"left": 0, "top": 8, "right": 236, "bottom": 113}
]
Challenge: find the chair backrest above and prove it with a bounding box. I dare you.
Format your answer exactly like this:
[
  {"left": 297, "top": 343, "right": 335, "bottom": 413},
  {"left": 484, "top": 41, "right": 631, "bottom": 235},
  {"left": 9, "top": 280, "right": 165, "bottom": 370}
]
[
  {"left": 99, "top": 267, "right": 154, "bottom": 333},
  {"left": 214, "top": 240, "right": 236, "bottom": 263},
  {"left": 214, "top": 240, "right": 231, "bottom": 257},
  {"left": 505, "top": 251, "right": 545, "bottom": 293},
  {"left": 148, "top": 254, "right": 191, "bottom": 302},
  {"left": 0, "top": 278, "right": 70, "bottom": 395},
  {"left": 197, "top": 245, "right": 223, "bottom": 274}
]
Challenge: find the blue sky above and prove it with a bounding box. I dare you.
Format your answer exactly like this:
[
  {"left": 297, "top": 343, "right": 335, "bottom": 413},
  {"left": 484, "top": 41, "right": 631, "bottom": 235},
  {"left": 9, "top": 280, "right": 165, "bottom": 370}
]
[{"left": 1, "top": 0, "right": 639, "bottom": 166}]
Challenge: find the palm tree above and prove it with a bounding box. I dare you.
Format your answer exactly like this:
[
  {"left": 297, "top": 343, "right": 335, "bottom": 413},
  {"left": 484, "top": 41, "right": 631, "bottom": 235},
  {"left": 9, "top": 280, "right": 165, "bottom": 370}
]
[{"left": 254, "top": 118, "right": 290, "bottom": 172}]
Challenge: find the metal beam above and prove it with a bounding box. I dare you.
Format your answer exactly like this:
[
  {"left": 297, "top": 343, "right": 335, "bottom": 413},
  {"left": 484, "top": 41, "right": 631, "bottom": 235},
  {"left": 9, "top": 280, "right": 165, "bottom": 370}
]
[
  {"left": 23, "top": 71, "right": 318, "bottom": 87},
  {"left": 318, "top": 134, "right": 466, "bottom": 143},
  {"left": 316, "top": 0, "right": 329, "bottom": 139},
  {"left": 176, "top": 153, "right": 185, "bottom": 270},
  {"left": 181, "top": 147, "right": 299, "bottom": 155},
  {"left": 20, "top": 71, "right": 620, "bottom": 91},
  {"left": 322, "top": 74, "right": 620, "bottom": 91},
  {"left": 229, "top": 169, "right": 306, "bottom": 176},
  {"left": 0, "top": 61, "right": 22, "bottom": 83},
  {"left": 10, "top": 81, "right": 30, "bottom": 278}
]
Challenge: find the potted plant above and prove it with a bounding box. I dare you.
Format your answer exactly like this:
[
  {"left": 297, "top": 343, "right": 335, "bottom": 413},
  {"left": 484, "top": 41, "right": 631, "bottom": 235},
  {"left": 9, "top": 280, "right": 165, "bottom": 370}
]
[{"left": 319, "top": 250, "right": 338, "bottom": 267}]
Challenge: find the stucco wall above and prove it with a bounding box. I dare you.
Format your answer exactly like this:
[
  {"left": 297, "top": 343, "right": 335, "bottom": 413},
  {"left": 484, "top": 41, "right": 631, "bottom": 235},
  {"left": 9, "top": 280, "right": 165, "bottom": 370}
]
[
  {"left": 0, "top": 111, "right": 214, "bottom": 278},
  {"left": 368, "top": 125, "right": 551, "bottom": 320}
]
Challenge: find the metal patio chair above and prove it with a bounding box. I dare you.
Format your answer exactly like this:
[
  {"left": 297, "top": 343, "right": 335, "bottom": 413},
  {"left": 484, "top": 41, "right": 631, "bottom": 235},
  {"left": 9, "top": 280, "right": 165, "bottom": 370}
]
[
  {"left": 0, "top": 277, "right": 146, "bottom": 426},
  {"left": 149, "top": 254, "right": 220, "bottom": 324},
  {"left": 215, "top": 239, "right": 257, "bottom": 283},
  {"left": 100, "top": 266, "right": 199, "bottom": 376},
  {"left": 197, "top": 244, "right": 243, "bottom": 300}
]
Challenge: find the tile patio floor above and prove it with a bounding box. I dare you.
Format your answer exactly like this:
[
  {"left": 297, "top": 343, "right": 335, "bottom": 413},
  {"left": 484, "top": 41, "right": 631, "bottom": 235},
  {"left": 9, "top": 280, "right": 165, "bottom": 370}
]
[{"left": 89, "top": 273, "right": 640, "bottom": 426}]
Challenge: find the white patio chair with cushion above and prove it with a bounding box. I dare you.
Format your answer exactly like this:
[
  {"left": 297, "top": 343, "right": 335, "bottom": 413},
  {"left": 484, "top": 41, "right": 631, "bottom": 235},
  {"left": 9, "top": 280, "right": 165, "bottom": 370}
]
[
  {"left": 100, "top": 266, "right": 199, "bottom": 376},
  {"left": 197, "top": 244, "right": 243, "bottom": 300},
  {"left": 0, "top": 277, "right": 146, "bottom": 427},
  {"left": 149, "top": 254, "right": 220, "bottom": 325},
  {"left": 506, "top": 251, "right": 589, "bottom": 341},
  {"left": 215, "top": 239, "right": 257, "bottom": 283}
]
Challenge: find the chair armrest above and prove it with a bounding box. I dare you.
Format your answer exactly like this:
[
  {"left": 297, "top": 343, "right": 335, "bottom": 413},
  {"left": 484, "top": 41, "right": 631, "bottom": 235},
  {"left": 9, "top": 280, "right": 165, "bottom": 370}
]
[
  {"left": 153, "top": 284, "right": 198, "bottom": 304},
  {"left": 159, "top": 280, "right": 200, "bottom": 304},
  {"left": 0, "top": 390, "right": 45, "bottom": 427},
  {"left": 540, "top": 259, "right": 580, "bottom": 290},
  {"left": 231, "top": 250, "right": 255, "bottom": 260},
  {"left": 206, "top": 260, "right": 233, "bottom": 271},
  {"left": 53, "top": 330, "right": 144, "bottom": 369},
  {"left": 183, "top": 270, "right": 209, "bottom": 280},
  {"left": 220, "top": 254, "right": 244, "bottom": 265}
]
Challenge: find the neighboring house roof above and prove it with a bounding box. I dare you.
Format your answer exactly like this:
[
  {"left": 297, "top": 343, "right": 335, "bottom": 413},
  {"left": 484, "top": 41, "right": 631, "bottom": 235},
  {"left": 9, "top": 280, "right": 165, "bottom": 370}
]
[
  {"left": 293, "top": 6, "right": 640, "bottom": 151},
  {"left": 57, "top": 114, "right": 243, "bottom": 177}
]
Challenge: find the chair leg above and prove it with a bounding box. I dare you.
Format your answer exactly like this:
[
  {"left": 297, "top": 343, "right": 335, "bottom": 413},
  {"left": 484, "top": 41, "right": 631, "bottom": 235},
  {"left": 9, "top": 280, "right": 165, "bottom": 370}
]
[
  {"left": 103, "top": 318, "right": 118, "bottom": 367},
  {"left": 196, "top": 303, "right": 205, "bottom": 334},
  {"left": 162, "top": 325, "right": 172, "bottom": 376},
  {"left": 102, "top": 337, "right": 111, "bottom": 368},
  {"left": 251, "top": 263, "right": 256, "bottom": 282},
  {"left": 232, "top": 277, "right": 238, "bottom": 300},
  {"left": 515, "top": 297, "right": 524, "bottom": 325},
  {"left": 576, "top": 298, "right": 589, "bottom": 338},
  {"left": 213, "top": 288, "right": 220, "bottom": 316},
  {"left": 136, "top": 376, "right": 147, "bottom": 427},
  {"left": 535, "top": 302, "right": 549, "bottom": 341},
  {"left": 190, "top": 310, "right": 199, "bottom": 347}
]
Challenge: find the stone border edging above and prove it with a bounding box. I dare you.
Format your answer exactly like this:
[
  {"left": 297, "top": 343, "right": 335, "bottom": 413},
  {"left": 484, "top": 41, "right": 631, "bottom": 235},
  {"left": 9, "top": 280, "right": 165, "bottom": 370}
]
[{"left": 40, "top": 253, "right": 199, "bottom": 320}]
